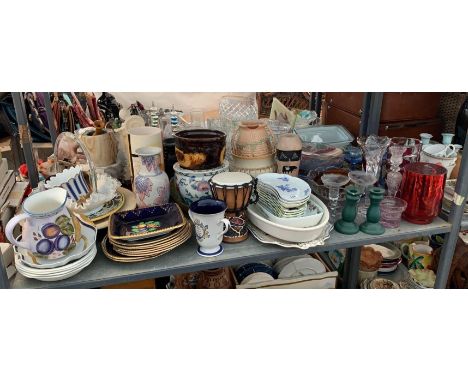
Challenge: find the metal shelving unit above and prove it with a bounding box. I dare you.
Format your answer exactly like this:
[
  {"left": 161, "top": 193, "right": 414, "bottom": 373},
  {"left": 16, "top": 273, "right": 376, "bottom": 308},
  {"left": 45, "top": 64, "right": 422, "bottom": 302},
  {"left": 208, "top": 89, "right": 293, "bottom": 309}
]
[
  {"left": 1, "top": 92, "right": 467, "bottom": 289},
  {"left": 7, "top": 218, "right": 450, "bottom": 289}
]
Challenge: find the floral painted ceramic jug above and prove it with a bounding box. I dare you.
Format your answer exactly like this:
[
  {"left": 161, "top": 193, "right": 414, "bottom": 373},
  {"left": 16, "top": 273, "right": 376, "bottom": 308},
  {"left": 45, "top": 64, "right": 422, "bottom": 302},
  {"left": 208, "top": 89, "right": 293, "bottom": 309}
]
[
  {"left": 134, "top": 147, "right": 170, "bottom": 208},
  {"left": 5, "top": 188, "right": 80, "bottom": 258}
]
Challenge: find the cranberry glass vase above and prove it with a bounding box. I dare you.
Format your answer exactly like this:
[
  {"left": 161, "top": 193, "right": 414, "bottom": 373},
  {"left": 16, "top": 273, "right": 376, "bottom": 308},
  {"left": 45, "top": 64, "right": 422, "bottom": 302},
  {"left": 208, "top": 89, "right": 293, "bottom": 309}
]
[{"left": 399, "top": 163, "right": 446, "bottom": 224}]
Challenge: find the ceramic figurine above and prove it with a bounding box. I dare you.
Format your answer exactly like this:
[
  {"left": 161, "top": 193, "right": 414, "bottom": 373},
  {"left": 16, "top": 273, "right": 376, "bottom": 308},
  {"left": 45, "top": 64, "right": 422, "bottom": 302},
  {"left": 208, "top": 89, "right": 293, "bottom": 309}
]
[
  {"left": 359, "top": 187, "right": 385, "bottom": 235},
  {"left": 134, "top": 147, "right": 170, "bottom": 208},
  {"left": 335, "top": 187, "right": 361, "bottom": 235},
  {"left": 5, "top": 188, "right": 80, "bottom": 258},
  {"left": 276, "top": 133, "right": 302, "bottom": 177}
]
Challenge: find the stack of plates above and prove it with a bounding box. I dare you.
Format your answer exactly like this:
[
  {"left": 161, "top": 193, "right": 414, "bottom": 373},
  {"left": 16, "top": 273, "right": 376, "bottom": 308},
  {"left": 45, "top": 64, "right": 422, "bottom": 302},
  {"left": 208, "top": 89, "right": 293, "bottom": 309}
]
[
  {"left": 443, "top": 179, "right": 468, "bottom": 214},
  {"left": 256, "top": 173, "right": 324, "bottom": 228},
  {"left": 273, "top": 255, "right": 326, "bottom": 279},
  {"left": 14, "top": 219, "right": 97, "bottom": 282},
  {"left": 364, "top": 244, "right": 402, "bottom": 273},
  {"left": 257, "top": 173, "right": 311, "bottom": 215},
  {"left": 102, "top": 203, "right": 192, "bottom": 263}
]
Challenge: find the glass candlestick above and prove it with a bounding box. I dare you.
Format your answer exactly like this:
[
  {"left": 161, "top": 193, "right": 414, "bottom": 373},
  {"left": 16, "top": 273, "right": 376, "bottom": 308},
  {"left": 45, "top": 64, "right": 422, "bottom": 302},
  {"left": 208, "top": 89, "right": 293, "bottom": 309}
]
[
  {"left": 386, "top": 145, "right": 406, "bottom": 196},
  {"left": 321, "top": 174, "right": 350, "bottom": 224}
]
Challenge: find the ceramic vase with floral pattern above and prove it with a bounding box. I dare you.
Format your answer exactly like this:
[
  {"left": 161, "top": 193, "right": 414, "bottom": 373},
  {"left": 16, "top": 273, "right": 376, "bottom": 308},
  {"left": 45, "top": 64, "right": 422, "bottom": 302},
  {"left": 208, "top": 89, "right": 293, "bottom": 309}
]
[{"left": 134, "top": 147, "right": 170, "bottom": 208}]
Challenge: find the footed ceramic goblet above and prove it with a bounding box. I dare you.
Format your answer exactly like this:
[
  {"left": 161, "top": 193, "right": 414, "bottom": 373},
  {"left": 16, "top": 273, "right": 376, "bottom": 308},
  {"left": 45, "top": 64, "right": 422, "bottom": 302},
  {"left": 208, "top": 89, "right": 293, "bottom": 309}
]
[{"left": 189, "top": 199, "right": 231, "bottom": 257}]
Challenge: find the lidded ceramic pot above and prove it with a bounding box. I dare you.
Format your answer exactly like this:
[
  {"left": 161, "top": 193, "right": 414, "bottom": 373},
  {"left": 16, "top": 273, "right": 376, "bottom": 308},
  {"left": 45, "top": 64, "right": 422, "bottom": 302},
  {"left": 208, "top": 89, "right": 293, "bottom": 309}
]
[
  {"left": 276, "top": 133, "right": 302, "bottom": 177},
  {"left": 230, "top": 120, "right": 276, "bottom": 176}
]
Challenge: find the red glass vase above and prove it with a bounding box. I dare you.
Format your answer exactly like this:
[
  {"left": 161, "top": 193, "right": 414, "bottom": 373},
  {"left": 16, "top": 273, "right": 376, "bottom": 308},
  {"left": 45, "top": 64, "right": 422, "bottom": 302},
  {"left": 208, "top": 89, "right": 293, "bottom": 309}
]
[{"left": 398, "top": 163, "right": 446, "bottom": 224}]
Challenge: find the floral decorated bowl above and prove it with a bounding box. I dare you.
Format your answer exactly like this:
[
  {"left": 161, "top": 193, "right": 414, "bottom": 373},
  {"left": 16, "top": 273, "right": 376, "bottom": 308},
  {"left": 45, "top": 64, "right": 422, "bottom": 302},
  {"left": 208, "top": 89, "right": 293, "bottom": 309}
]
[
  {"left": 174, "top": 129, "right": 226, "bottom": 170},
  {"left": 173, "top": 160, "right": 229, "bottom": 206}
]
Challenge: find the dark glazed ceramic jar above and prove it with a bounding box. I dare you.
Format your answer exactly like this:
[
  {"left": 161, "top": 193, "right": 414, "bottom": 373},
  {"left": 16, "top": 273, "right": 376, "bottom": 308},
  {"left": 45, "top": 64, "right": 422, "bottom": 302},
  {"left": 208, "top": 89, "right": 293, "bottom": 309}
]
[{"left": 174, "top": 129, "right": 226, "bottom": 170}]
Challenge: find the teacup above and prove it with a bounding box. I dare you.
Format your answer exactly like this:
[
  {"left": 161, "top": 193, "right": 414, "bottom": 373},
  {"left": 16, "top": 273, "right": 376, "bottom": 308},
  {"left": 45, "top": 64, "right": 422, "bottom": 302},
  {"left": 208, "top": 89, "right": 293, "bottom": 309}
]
[
  {"left": 45, "top": 166, "right": 91, "bottom": 203},
  {"left": 400, "top": 242, "right": 433, "bottom": 270},
  {"left": 188, "top": 199, "right": 230, "bottom": 257},
  {"left": 5, "top": 188, "right": 80, "bottom": 258}
]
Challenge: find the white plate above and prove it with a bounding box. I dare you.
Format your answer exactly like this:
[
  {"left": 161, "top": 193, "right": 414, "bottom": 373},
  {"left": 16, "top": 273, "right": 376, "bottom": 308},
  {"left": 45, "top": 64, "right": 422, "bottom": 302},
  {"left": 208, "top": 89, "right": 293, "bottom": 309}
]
[
  {"left": 15, "top": 243, "right": 96, "bottom": 276},
  {"left": 278, "top": 258, "right": 326, "bottom": 279},
  {"left": 241, "top": 272, "right": 275, "bottom": 285},
  {"left": 15, "top": 246, "right": 97, "bottom": 281},
  {"left": 124, "top": 115, "right": 145, "bottom": 129},
  {"left": 258, "top": 194, "right": 324, "bottom": 228},
  {"left": 257, "top": 173, "right": 311, "bottom": 202},
  {"left": 15, "top": 220, "right": 97, "bottom": 269},
  {"left": 273, "top": 255, "right": 313, "bottom": 274},
  {"left": 247, "top": 198, "right": 330, "bottom": 243}
]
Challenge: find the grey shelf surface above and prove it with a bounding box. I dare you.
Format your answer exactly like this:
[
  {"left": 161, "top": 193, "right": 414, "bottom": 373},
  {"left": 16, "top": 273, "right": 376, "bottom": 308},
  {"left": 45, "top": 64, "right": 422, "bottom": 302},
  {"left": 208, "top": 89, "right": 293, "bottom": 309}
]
[
  {"left": 9, "top": 217, "right": 451, "bottom": 289},
  {"left": 440, "top": 211, "right": 468, "bottom": 230}
]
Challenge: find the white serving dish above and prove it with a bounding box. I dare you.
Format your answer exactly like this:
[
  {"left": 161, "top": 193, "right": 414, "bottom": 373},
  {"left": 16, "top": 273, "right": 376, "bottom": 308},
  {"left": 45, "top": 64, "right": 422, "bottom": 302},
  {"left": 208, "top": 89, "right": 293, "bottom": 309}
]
[
  {"left": 247, "top": 198, "right": 330, "bottom": 243},
  {"left": 278, "top": 257, "right": 326, "bottom": 279},
  {"left": 258, "top": 194, "right": 324, "bottom": 228}
]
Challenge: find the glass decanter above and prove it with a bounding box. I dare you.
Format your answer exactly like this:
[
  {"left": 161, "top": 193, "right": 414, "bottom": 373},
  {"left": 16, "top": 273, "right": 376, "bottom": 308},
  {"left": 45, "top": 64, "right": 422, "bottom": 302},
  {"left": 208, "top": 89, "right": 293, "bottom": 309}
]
[
  {"left": 386, "top": 145, "right": 405, "bottom": 196},
  {"left": 321, "top": 174, "right": 350, "bottom": 224}
]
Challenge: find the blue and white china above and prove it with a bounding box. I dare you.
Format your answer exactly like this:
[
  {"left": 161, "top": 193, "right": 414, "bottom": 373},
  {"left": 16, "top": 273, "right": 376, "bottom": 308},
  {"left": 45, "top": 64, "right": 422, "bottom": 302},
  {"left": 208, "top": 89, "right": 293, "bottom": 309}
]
[
  {"left": 45, "top": 166, "right": 90, "bottom": 202},
  {"left": 134, "top": 146, "right": 170, "bottom": 208},
  {"left": 256, "top": 173, "right": 311, "bottom": 203},
  {"left": 188, "top": 199, "right": 230, "bottom": 257},
  {"left": 174, "top": 160, "right": 229, "bottom": 206},
  {"left": 419, "top": 133, "right": 432, "bottom": 145}
]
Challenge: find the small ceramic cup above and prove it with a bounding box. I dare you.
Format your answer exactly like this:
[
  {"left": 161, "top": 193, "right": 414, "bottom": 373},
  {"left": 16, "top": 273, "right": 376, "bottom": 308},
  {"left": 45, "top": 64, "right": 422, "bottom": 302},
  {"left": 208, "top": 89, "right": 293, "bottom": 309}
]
[{"left": 188, "top": 199, "right": 231, "bottom": 257}]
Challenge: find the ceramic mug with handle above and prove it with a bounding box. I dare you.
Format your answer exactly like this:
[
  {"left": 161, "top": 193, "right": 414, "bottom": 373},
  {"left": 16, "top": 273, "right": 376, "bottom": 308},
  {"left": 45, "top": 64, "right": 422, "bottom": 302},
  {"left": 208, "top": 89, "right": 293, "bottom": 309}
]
[
  {"left": 188, "top": 199, "right": 230, "bottom": 257},
  {"left": 6, "top": 188, "right": 80, "bottom": 258},
  {"left": 401, "top": 242, "right": 433, "bottom": 270}
]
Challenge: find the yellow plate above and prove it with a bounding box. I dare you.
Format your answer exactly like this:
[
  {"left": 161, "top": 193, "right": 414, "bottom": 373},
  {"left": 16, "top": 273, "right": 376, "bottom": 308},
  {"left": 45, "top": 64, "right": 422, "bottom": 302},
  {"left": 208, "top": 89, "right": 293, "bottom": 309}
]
[{"left": 93, "top": 188, "right": 136, "bottom": 229}]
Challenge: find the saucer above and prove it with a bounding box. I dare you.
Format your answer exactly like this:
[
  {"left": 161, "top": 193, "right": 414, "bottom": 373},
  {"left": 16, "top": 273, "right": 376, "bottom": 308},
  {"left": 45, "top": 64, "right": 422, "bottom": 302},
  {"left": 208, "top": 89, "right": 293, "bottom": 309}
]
[
  {"left": 197, "top": 245, "right": 223, "bottom": 257},
  {"left": 257, "top": 173, "right": 311, "bottom": 202},
  {"left": 85, "top": 190, "right": 125, "bottom": 222}
]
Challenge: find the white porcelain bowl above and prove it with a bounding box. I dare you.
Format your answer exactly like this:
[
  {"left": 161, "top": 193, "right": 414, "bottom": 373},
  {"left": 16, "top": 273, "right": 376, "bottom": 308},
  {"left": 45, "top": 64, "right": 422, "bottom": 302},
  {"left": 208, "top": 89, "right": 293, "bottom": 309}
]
[
  {"left": 419, "top": 151, "right": 456, "bottom": 178},
  {"left": 258, "top": 194, "right": 324, "bottom": 228},
  {"left": 174, "top": 160, "right": 229, "bottom": 206},
  {"left": 247, "top": 199, "right": 330, "bottom": 243}
]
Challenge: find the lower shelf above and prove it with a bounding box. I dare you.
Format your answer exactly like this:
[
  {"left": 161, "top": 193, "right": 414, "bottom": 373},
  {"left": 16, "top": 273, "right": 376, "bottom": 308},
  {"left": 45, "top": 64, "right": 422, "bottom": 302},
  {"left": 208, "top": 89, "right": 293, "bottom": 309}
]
[{"left": 9, "top": 217, "right": 451, "bottom": 289}]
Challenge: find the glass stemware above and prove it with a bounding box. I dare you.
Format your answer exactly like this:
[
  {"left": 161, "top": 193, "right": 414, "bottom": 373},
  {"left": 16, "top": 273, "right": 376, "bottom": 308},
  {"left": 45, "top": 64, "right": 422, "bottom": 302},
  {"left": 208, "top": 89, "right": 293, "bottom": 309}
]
[
  {"left": 348, "top": 170, "right": 377, "bottom": 219},
  {"left": 321, "top": 174, "right": 350, "bottom": 223},
  {"left": 357, "top": 135, "right": 390, "bottom": 181},
  {"left": 386, "top": 145, "right": 406, "bottom": 196}
]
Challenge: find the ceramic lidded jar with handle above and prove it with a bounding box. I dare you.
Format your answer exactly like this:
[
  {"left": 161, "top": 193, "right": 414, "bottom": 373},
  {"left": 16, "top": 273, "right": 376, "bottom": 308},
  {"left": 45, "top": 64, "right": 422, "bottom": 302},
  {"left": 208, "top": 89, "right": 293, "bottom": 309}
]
[
  {"left": 134, "top": 147, "right": 170, "bottom": 208},
  {"left": 276, "top": 133, "right": 302, "bottom": 177}
]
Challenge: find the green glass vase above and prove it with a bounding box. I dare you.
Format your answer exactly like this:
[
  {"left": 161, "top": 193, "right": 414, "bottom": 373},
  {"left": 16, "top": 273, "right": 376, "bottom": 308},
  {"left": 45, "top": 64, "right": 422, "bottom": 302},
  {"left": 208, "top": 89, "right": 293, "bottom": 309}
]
[
  {"left": 360, "top": 187, "right": 385, "bottom": 235},
  {"left": 335, "top": 187, "right": 360, "bottom": 235}
]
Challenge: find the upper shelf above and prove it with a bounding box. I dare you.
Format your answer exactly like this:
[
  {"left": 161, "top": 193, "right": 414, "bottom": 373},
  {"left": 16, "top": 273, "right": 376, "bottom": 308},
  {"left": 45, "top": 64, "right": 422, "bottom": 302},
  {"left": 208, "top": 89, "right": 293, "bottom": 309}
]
[{"left": 9, "top": 217, "right": 451, "bottom": 289}]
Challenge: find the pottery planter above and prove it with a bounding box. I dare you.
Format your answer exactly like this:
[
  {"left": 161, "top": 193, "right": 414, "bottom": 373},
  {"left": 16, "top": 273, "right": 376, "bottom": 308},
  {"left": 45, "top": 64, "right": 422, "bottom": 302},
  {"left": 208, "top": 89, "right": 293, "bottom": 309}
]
[
  {"left": 134, "top": 147, "right": 170, "bottom": 208},
  {"left": 174, "top": 160, "right": 229, "bottom": 206},
  {"left": 174, "top": 129, "right": 226, "bottom": 170}
]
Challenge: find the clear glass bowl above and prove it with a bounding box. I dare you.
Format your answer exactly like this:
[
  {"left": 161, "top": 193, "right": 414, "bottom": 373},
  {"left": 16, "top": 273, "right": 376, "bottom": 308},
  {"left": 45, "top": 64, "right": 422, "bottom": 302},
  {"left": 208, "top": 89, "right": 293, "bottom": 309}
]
[
  {"left": 379, "top": 196, "right": 407, "bottom": 228},
  {"left": 219, "top": 96, "right": 258, "bottom": 121}
]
